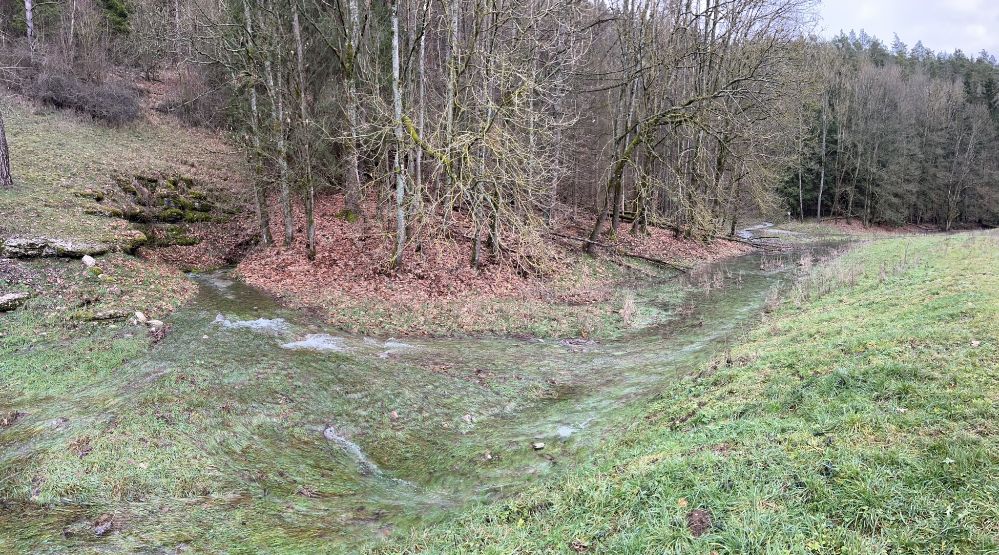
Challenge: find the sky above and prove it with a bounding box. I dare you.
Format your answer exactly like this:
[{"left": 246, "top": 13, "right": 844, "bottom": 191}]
[{"left": 817, "top": 0, "right": 999, "bottom": 58}]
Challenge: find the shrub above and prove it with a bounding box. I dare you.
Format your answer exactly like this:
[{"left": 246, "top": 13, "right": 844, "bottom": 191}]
[
  {"left": 28, "top": 70, "right": 140, "bottom": 125},
  {"left": 155, "top": 68, "right": 228, "bottom": 128}
]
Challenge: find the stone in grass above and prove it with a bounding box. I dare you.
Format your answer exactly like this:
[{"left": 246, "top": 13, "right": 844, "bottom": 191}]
[
  {"left": 81, "top": 255, "right": 97, "bottom": 268},
  {"left": 532, "top": 442, "right": 546, "bottom": 451},
  {"left": 93, "top": 513, "right": 113, "bottom": 537},
  {"left": 2, "top": 236, "right": 110, "bottom": 259},
  {"left": 134, "top": 311, "right": 148, "bottom": 324},
  {"left": 90, "top": 309, "right": 129, "bottom": 321},
  {"left": 0, "top": 292, "right": 30, "bottom": 312}
]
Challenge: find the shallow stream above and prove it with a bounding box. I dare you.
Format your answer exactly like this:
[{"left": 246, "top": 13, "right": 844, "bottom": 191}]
[
  {"left": 4, "top": 240, "right": 831, "bottom": 550},
  {"left": 137, "top": 242, "right": 825, "bottom": 546}
]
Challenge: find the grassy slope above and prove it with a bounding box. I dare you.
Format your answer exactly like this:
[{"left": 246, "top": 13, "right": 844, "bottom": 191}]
[
  {"left": 0, "top": 96, "right": 247, "bottom": 244},
  {"left": 0, "top": 99, "right": 249, "bottom": 550},
  {"left": 380, "top": 233, "right": 999, "bottom": 554}
]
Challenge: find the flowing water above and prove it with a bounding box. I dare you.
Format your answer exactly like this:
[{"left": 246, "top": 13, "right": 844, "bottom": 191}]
[{"left": 5, "top": 239, "right": 832, "bottom": 550}]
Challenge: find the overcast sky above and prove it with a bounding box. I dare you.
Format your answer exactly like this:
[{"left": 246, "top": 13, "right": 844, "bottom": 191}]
[{"left": 818, "top": 0, "right": 999, "bottom": 57}]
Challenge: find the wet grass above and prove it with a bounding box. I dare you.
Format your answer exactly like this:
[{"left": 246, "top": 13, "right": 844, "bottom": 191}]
[
  {"left": 379, "top": 232, "right": 999, "bottom": 553},
  {"left": 0, "top": 246, "right": 780, "bottom": 553}
]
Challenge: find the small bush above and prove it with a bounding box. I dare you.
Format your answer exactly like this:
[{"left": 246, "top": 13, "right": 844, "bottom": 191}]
[
  {"left": 28, "top": 71, "right": 140, "bottom": 125},
  {"left": 155, "top": 68, "right": 227, "bottom": 128}
]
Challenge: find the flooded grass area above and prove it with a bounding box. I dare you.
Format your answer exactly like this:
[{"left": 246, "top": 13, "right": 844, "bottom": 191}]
[
  {"left": 1, "top": 239, "right": 834, "bottom": 552},
  {"left": 380, "top": 232, "right": 999, "bottom": 554}
]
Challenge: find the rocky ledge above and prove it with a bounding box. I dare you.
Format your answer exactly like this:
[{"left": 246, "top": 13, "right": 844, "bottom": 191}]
[
  {"left": 0, "top": 292, "right": 31, "bottom": 312},
  {"left": 2, "top": 236, "right": 111, "bottom": 259}
]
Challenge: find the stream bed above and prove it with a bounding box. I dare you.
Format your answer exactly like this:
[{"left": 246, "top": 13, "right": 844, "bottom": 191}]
[{"left": 4, "top": 240, "right": 832, "bottom": 551}]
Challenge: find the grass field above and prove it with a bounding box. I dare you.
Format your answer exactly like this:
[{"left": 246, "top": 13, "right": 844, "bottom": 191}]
[{"left": 378, "top": 232, "right": 999, "bottom": 554}]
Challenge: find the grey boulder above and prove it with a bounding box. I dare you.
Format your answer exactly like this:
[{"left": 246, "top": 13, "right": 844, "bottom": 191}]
[
  {"left": 0, "top": 292, "right": 30, "bottom": 312},
  {"left": 2, "top": 236, "right": 110, "bottom": 259}
]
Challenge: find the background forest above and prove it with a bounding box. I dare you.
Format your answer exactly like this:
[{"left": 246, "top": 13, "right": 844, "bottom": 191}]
[{"left": 1, "top": 0, "right": 997, "bottom": 270}]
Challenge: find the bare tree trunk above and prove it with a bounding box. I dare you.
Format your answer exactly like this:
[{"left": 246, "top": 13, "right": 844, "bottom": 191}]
[
  {"left": 292, "top": 3, "right": 315, "bottom": 259},
  {"left": 443, "top": 0, "right": 460, "bottom": 223},
  {"left": 242, "top": 0, "right": 271, "bottom": 246},
  {"left": 174, "top": 0, "right": 182, "bottom": 63},
  {"left": 68, "top": 0, "right": 77, "bottom": 56},
  {"left": 415, "top": 2, "right": 426, "bottom": 211},
  {"left": 797, "top": 108, "right": 804, "bottom": 221},
  {"left": 0, "top": 109, "right": 12, "bottom": 189},
  {"left": 816, "top": 99, "right": 828, "bottom": 222},
  {"left": 263, "top": 48, "right": 293, "bottom": 246},
  {"left": 390, "top": 0, "right": 406, "bottom": 267},
  {"left": 343, "top": 0, "right": 364, "bottom": 217},
  {"left": 24, "top": 0, "right": 35, "bottom": 50}
]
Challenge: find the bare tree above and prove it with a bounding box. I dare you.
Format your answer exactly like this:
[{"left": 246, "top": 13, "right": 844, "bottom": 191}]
[{"left": 0, "top": 109, "right": 12, "bottom": 189}]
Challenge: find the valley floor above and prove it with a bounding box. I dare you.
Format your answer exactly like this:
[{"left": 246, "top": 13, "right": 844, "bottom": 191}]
[{"left": 2, "top": 96, "right": 996, "bottom": 553}]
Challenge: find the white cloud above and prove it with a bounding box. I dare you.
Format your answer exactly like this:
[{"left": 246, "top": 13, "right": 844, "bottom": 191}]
[{"left": 818, "top": 0, "right": 999, "bottom": 56}]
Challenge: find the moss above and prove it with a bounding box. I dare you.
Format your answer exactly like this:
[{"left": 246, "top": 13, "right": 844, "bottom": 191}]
[
  {"left": 157, "top": 225, "right": 200, "bottom": 246},
  {"left": 337, "top": 209, "right": 361, "bottom": 223},
  {"left": 84, "top": 206, "right": 124, "bottom": 218},
  {"left": 158, "top": 208, "right": 184, "bottom": 223},
  {"left": 183, "top": 211, "right": 213, "bottom": 223},
  {"left": 122, "top": 205, "right": 151, "bottom": 223},
  {"left": 121, "top": 230, "right": 148, "bottom": 253},
  {"left": 74, "top": 189, "right": 105, "bottom": 202}
]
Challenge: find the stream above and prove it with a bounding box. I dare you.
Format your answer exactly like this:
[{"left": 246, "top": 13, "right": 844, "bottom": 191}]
[{"left": 26, "top": 237, "right": 830, "bottom": 549}]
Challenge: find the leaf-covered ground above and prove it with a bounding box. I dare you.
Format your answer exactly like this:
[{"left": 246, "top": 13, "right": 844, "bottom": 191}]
[
  {"left": 377, "top": 232, "right": 999, "bottom": 553},
  {"left": 236, "top": 194, "right": 752, "bottom": 338}
]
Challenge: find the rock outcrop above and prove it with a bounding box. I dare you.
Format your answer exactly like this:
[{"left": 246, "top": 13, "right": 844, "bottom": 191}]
[
  {"left": 2, "top": 236, "right": 110, "bottom": 259},
  {"left": 0, "top": 292, "right": 30, "bottom": 312}
]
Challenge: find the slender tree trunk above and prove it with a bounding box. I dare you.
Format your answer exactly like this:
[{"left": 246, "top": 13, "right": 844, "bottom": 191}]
[
  {"left": 174, "top": 0, "right": 182, "bottom": 63},
  {"left": 68, "top": 0, "right": 77, "bottom": 56},
  {"left": 390, "top": 0, "right": 406, "bottom": 267},
  {"left": 24, "top": 0, "right": 35, "bottom": 51},
  {"left": 263, "top": 50, "right": 292, "bottom": 246},
  {"left": 242, "top": 0, "right": 271, "bottom": 246},
  {"left": 443, "top": 0, "right": 460, "bottom": 222},
  {"left": 797, "top": 109, "right": 804, "bottom": 221},
  {"left": 344, "top": 0, "right": 364, "bottom": 217},
  {"left": 816, "top": 100, "right": 828, "bottom": 222},
  {"left": 415, "top": 4, "right": 426, "bottom": 212},
  {"left": 292, "top": 3, "right": 315, "bottom": 259},
  {"left": 0, "top": 110, "right": 12, "bottom": 189}
]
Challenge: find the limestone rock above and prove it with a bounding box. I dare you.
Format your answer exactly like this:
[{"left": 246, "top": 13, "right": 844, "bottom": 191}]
[
  {"left": 0, "top": 292, "right": 30, "bottom": 312},
  {"left": 90, "top": 309, "right": 128, "bottom": 321},
  {"left": 2, "top": 236, "right": 110, "bottom": 259},
  {"left": 81, "top": 255, "right": 97, "bottom": 267},
  {"left": 134, "top": 311, "right": 148, "bottom": 324}
]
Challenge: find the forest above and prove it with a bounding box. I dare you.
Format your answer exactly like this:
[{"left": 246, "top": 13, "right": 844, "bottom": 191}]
[{"left": 2, "top": 0, "right": 996, "bottom": 270}]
